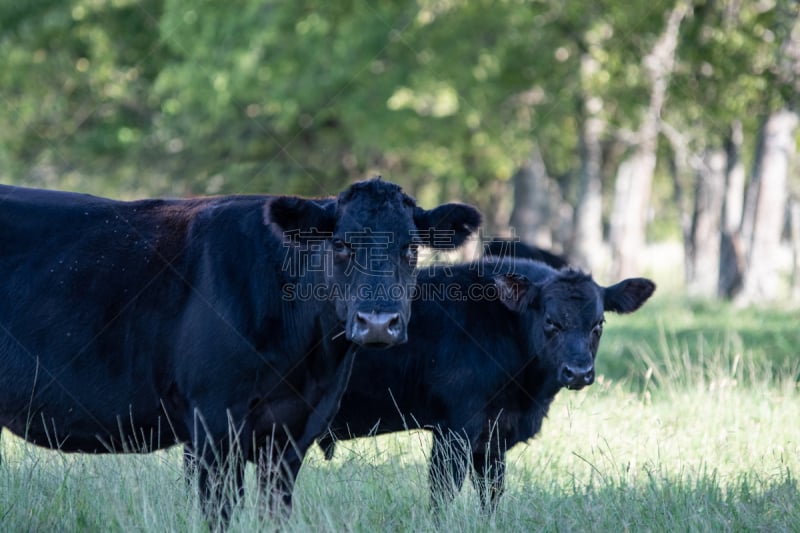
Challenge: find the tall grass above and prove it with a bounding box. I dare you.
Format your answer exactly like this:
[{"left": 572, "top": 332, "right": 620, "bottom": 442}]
[{"left": 1, "top": 300, "right": 798, "bottom": 531}]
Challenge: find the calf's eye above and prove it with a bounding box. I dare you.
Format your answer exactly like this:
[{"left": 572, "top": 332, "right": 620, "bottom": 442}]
[
  {"left": 404, "top": 244, "right": 418, "bottom": 266},
  {"left": 332, "top": 238, "right": 350, "bottom": 258}
]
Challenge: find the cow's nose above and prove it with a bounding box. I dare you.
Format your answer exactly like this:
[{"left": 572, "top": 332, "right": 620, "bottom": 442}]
[
  {"left": 351, "top": 311, "right": 404, "bottom": 347},
  {"left": 560, "top": 362, "right": 594, "bottom": 390}
]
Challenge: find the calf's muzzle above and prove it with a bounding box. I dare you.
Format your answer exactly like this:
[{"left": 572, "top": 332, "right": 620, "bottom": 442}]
[{"left": 560, "top": 362, "right": 595, "bottom": 390}]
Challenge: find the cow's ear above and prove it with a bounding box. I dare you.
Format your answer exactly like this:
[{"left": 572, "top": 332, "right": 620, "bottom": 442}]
[
  {"left": 267, "top": 197, "right": 336, "bottom": 236},
  {"left": 494, "top": 273, "right": 532, "bottom": 313},
  {"left": 414, "top": 204, "right": 482, "bottom": 249},
  {"left": 603, "top": 278, "right": 656, "bottom": 314}
]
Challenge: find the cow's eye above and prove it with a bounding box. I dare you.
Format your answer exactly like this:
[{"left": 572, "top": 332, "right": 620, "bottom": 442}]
[
  {"left": 332, "top": 238, "right": 350, "bottom": 257},
  {"left": 403, "top": 244, "right": 418, "bottom": 266},
  {"left": 544, "top": 316, "right": 562, "bottom": 335},
  {"left": 592, "top": 319, "right": 604, "bottom": 337}
]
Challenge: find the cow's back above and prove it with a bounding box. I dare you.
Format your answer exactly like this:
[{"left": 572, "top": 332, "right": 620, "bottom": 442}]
[{"left": 0, "top": 186, "right": 220, "bottom": 450}]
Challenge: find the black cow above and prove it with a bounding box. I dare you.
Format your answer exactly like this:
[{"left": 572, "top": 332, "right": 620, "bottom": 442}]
[
  {"left": 483, "top": 238, "right": 569, "bottom": 269},
  {"left": 317, "top": 258, "right": 654, "bottom": 510},
  {"left": 0, "top": 178, "right": 481, "bottom": 524}
]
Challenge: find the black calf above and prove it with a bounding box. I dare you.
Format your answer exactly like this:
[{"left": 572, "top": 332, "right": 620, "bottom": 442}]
[{"left": 319, "top": 258, "right": 654, "bottom": 510}]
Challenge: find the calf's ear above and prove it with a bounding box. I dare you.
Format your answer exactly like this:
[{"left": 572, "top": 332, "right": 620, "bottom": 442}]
[
  {"left": 413, "top": 203, "right": 482, "bottom": 249},
  {"left": 267, "top": 197, "right": 337, "bottom": 237},
  {"left": 603, "top": 278, "right": 656, "bottom": 314},
  {"left": 494, "top": 273, "right": 533, "bottom": 313}
]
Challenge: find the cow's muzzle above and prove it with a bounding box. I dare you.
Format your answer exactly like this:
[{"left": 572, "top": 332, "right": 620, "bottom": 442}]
[
  {"left": 559, "top": 362, "right": 595, "bottom": 390},
  {"left": 350, "top": 311, "right": 405, "bottom": 348}
]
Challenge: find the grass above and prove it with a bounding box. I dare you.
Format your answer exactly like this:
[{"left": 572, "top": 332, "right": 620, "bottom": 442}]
[
  {"left": 599, "top": 292, "right": 800, "bottom": 386},
  {"left": 1, "top": 298, "right": 799, "bottom": 532}
]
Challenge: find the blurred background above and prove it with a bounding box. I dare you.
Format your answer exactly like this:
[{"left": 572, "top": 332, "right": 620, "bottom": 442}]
[{"left": 1, "top": 0, "right": 798, "bottom": 304}]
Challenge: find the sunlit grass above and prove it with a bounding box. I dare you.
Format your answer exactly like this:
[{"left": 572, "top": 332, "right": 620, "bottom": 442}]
[
  {"left": 598, "top": 292, "right": 800, "bottom": 384},
  {"left": 1, "top": 301, "right": 799, "bottom": 531},
  {"left": 2, "top": 385, "right": 798, "bottom": 531}
]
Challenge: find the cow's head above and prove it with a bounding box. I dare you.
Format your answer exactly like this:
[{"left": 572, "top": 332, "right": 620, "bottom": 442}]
[
  {"left": 495, "top": 263, "right": 655, "bottom": 390},
  {"left": 270, "top": 177, "right": 481, "bottom": 348}
]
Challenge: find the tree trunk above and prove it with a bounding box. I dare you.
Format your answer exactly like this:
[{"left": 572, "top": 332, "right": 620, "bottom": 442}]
[
  {"left": 686, "top": 149, "right": 726, "bottom": 297},
  {"left": 481, "top": 179, "right": 513, "bottom": 238},
  {"left": 661, "top": 121, "right": 694, "bottom": 290},
  {"left": 723, "top": 121, "right": 746, "bottom": 234},
  {"left": 718, "top": 120, "right": 746, "bottom": 299},
  {"left": 571, "top": 50, "right": 606, "bottom": 272},
  {"left": 738, "top": 109, "right": 798, "bottom": 303},
  {"left": 608, "top": 151, "right": 655, "bottom": 280},
  {"left": 731, "top": 4, "right": 800, "bottom": 303},
  {"left": 790, "top": 195, "right": 800, "bottom": 300},
  {"left": 608, "top": 1, "right": 690, "bottom": 280},
  {"left": 509, "top": 144, "right": 555, "bottom": 249}
]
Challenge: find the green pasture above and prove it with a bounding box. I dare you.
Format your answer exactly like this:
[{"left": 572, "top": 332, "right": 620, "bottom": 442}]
[{"left": 1, "top": 296, "right": 798, "bottom": 532}]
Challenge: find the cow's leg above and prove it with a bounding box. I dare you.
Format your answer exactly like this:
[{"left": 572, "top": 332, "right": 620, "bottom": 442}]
[
  {"left": 255, "top": 345, "right": 356, "bottom": 514},
  {"left": 191, "top": 441, "right": 242, "bottom": 529},
  {"left": 182, "top": 444, "right": 197, "bottom": 488},
  {"left": 197, "top": 442, "right": 246, "bottom": 529},
  {"left": 317, "top": 432, "right": 336, "bottom": 461},
  {"left": 188, "top": 412, "right": 249, "bottom": 529},
  {"left": 183, "top": 445, "right": 196, "bottom": 475},
  {"left": 471, "top": 450, "right": 506, "bottom": 512},
  {"left": 255, "top": 438, "right": 300, "bottom": 518},
  {"left": 429, "top": 429, "right": 470, "bottom": 511},
  {"left": 289, "top": 346, "right": 357, "bottom": 460}
]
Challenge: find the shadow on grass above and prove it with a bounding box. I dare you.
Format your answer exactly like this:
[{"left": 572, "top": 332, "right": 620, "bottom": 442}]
[{"left": 494, "top": 468, "right": 798, "bottom": 533}]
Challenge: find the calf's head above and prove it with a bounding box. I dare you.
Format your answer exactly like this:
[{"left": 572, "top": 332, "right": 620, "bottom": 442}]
[
  {"left": 496, "top": 268, "right": 655, "bottom": 390},
  {"left": 271, "top": 177, "right": 481, "bottom": 348}
]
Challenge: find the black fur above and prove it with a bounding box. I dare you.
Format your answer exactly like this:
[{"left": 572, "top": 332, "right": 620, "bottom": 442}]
[
  {"left": 318, "top": 258, "right": 654, "bottom": 511},
  {"left": 0, "top": 179, "right": 481, "bottom": 524},
  {"left": 483, "top": 238, "right": 569, "bottom": 269}
]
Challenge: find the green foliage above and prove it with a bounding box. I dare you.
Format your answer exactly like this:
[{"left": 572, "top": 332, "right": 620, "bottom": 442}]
[
  {"left": 0, "top": 0, "right": 165, "bottom": 195},
  {"left": 0, "top": 0, "right": 793, "bottom": 215},
  {"left": 668, "top": 0, "right": 793, "bottom": 151}
]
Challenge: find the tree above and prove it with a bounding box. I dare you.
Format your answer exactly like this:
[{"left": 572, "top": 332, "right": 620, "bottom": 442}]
[
  {"left": 719, "top": 121, "right": 746, "bottom": 298},
  {"left": 608, "top": 0, "right": 690, "bottom": 280},
  {"left": 571, "top": 46, "right": 606, "bottom": 271},
  {"left": 1, "top": 0, "right": 798, "bottom": 304},
  {"left": 739, "top": 110, "right": 798, "bottom": 302},
  {"left": 662, "top": 0, "right": 796, "bottom": 301},
  {"left": 686, "top": 149, "right": 726, "bottom": 297},
  {"left": 736, "top": 1, "right": 800, "bottom": 303},
  {"left": 509, "top": 144, "right": 564, "bottom": 251}
]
